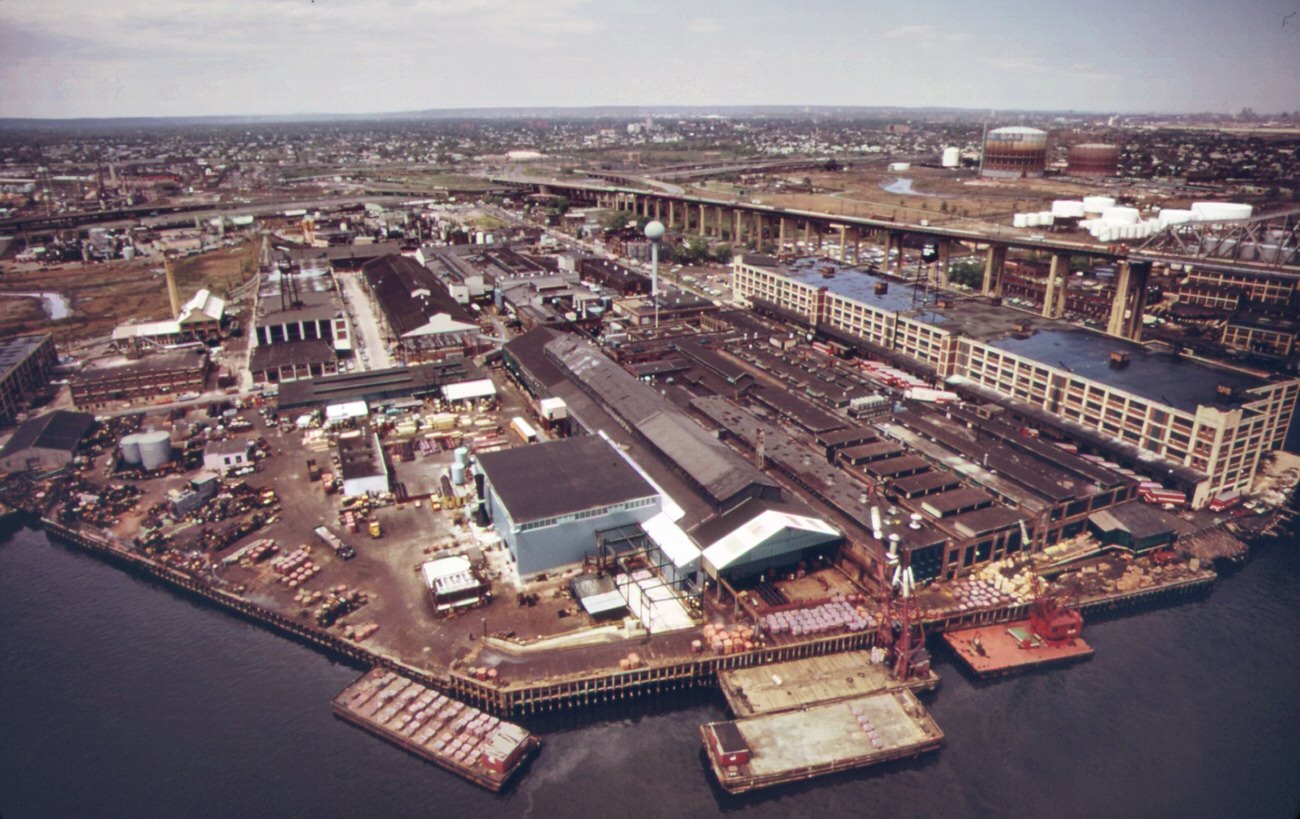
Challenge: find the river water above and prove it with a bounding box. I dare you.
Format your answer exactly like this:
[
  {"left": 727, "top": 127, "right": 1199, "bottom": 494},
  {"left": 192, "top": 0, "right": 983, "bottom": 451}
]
[{"left": 1, "top": 513, "right": 1297, "bottom": 819}]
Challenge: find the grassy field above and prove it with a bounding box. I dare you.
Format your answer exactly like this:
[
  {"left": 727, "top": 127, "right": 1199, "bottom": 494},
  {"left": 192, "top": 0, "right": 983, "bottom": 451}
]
[{"left": 0, "top": 239, "right": 258, "bottom": 345}]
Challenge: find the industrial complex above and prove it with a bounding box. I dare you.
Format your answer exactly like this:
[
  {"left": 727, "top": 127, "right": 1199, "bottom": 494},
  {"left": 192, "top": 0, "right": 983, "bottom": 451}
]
[{"left": 2, "top": 109, "right": 1298, "bottom": 799}]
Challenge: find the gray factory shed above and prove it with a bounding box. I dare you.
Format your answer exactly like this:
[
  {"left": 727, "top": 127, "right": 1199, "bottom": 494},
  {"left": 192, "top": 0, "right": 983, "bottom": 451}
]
[
  {"left": 1088, "top": 502, "right": 1179, "bottom": 553},
  {"left": 0, "top": 410, "right": 94, "bottom": 473},
  {"left": 477, "top": 435, "right": 661, "bottom": 577}
]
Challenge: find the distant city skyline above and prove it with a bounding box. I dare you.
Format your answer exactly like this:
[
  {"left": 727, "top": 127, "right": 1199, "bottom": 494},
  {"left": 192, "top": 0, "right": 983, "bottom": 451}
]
[{"left": 2, "top": 0, "right": 1298, "bottom": 119}]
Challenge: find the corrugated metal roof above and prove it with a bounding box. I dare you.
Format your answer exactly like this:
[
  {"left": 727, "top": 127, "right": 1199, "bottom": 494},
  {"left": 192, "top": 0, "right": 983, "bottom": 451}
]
[{"left": 702, "top": 510, "right": 839, "bottom": 572}]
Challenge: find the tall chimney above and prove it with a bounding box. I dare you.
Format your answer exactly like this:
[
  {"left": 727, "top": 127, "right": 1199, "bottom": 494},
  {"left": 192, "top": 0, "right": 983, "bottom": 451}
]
[{"left": 164, "top": 255, "right": 181, "bottom": 320}]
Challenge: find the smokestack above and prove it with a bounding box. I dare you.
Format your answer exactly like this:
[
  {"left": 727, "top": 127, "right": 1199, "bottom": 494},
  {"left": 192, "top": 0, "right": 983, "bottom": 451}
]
[{"left": 164, "top": 255, "right": 181, "bottom": 320}]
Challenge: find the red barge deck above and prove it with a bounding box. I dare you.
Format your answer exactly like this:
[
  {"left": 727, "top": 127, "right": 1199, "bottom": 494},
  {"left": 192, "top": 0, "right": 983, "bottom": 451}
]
[{"left": 942, "top": 621, "right": 1094, "bottom": 678}]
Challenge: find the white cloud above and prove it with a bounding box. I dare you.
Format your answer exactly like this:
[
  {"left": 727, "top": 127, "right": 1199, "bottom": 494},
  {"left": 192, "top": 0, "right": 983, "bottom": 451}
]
[{"left": 884, "top": 24, "right": 970, "bottom": 47}]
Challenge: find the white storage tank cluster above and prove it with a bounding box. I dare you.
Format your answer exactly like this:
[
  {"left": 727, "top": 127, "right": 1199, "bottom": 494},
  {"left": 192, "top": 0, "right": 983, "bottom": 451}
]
[
  {"left": 941, "top": 147, "right": 961, "bottom": 168},
  {"left": 1012, "top": 211, "right": 1057, "bottom": 228},
  {"left": 1078, "top": 201, "right": 1254, "bottom": 243}
]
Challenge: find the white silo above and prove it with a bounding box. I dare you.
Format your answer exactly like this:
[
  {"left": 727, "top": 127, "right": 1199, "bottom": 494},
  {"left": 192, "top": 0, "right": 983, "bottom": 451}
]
[
  {"left": 120, "top": 434, "right": 142, "bottom": 465},
  {"left": 1082, "top": 196, "right": 1116, "bottom": 216},
  {"left": 1190, "top": 202, "right": 1253, "bottom": 222},
  {"left": 137, "top": 431, "right": 173, "bottom": 471},
  {"left": 941, "top": 147, "right": 961, "bottom": 168}
]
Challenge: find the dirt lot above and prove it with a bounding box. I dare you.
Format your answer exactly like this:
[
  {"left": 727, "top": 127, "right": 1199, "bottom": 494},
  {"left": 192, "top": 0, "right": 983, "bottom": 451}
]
[
  {"left": 0, "top": 239, "right": 257, "bottom": 344},
  {"left": 706, "top": 164, "right": 1144, "bottom": 229}
]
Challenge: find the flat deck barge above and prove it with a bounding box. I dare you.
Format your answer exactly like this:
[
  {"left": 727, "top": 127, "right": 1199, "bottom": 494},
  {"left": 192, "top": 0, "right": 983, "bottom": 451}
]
[
  {"left": 701, "top": 689, "right": 943, "bottom": 794},
  {"left": 717, "top": 651, "right": 939, "bottom": 718},
  {"left": 942, "top": 621, "right": 1094, "bottom": 679},
  {"left": 332, "top": 668, "right": 539, "bottom": 791}
]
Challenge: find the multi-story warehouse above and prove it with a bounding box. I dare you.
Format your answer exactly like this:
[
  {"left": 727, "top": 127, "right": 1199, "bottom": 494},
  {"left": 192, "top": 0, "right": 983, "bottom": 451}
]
[
  {"left": 0, "top": 334, "right": 57, "bottom": 425},
  {"left": 1182, "top": 269, "right": 1295, "bottom": 308},
  {"left": 1220, "top": 312, "right": 1297, "bottom": 359},
  {"left": 733, "top": 255, "right": 1300, "bottom": 508},
  {"left": 69, "top": 350, "right": 209, "bottom": 410}
]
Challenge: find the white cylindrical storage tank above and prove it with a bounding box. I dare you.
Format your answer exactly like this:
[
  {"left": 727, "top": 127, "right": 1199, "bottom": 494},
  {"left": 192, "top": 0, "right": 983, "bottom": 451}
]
[
  {"left": 453, "top": 446, "right": 469, "bottom": 468},
  {"left": 981, "top": 126, "right": 1047, "bottom": 178},
  {"left": 1101, "top": 206, "right": 1140, "bottom": 225},
  {"left": 1051, "top": 200, "right": 1086, "bottom": 218},
  {"left": 1158, "top": 209, "right": 1193, "bottom": 227},
  {"left": 1013, "top": 213, "right": 1029, "bottom": 228},
  {"left": 451, "top": 462, "right": 466, "bottom": 486},
  {"left": 941, "top": 147, "right": 961, "bottom": 168},
  {"left": 1038, "top": 211, "right": 1054, "bottom": 225},
  {"left": 888, "top": 162, "right": 911, "bottom": 172},
  {"left": 1190, "top": 202, "right": 1253, "bottom": 222},
  {"left": 1083, "top": 196, "right": 1116, "bottom": 215},
  {"left": 137, "top": 431, "right": 172, "bottom": 471},
  {"left": 120, "top": 434, "right": 142, "bottom": 465}
]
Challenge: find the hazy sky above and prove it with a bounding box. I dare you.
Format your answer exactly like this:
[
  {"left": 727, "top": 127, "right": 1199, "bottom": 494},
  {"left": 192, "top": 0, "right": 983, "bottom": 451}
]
[{"left": 2, "top": 0, "right": 1298, "bottom": 118}]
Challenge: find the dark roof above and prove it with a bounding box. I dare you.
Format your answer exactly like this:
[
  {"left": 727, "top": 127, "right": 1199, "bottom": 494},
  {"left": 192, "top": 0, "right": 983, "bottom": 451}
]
[
  {"left": 689, "top": 496, "right": 816, "bottom": 549},
  {"left": 0, "top": 334, "right": 51, "bottom": 382},
  {"left": 866, "top": 454, "right": 932, "bottom": 478},
  {"left": 250, "top": 340, "right": 336, "bottom": 371},
  {"left": 338, "top": 431, "right": 385, "bottom": 480},
  {"left": 988, "top": 327, "right": 1265, "bottom": 414},
  {"left": 751, "top": 386, "right": 846, "bottom": 434},
  {"left": 276, "top": 362, "right": 472, "bottom": 409},
  {"left": 362, "top": 254, "right": 473, "bottom": 337},
  {"left": 815, "top": 426, "right": 877, "bottom": 450},
  {"left": 478, "top": 435, "right": 657, "bottom": 524},
  {"left": 1088, "top": 501, "right": 1182, "bottom": 541},
  {"left": 919, "top": 487, "right": 994, "bottom": 517},
  {"left": 1, "top": 410, "right": 94, "bottom": 457},
  {"left": 503, "top": 327, "right": 566, "bottom": 393},
  {"left": 546, "top": 335, "right": 779, "bottom": 508},
  {"left": 892, "top": 470, "right": 961, "bottom": 497},
  {"left": 72, "top": 350, "right": 206, "bottom": 385},
  {"left": 950, "top": 505, "right": 1024, "bottom": 538},
  {"left": 285, "top": 241, "right": 403, "bottom": 266}
]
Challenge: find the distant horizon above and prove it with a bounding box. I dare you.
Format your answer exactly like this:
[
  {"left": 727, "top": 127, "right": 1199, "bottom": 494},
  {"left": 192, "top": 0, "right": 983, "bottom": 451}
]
[
  {"left": 3, "top": 1, "right": 1297, "bottom": 120},
  {"left": 0, "top": 102, "right": 1296, "bottom": 129}
]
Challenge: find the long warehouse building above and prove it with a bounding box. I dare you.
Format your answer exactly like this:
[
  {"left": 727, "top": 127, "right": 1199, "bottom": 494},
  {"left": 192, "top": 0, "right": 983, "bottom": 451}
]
[{"left": 733, "top": 255, "right": 1300, "bottom": 509}]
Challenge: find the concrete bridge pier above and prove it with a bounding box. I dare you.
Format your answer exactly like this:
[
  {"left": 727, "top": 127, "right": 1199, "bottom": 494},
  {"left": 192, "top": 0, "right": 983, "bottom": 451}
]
[
  {"left": 982, "top": 245, "right": 1007, "bottom": 296},
  {"left": 1107, "top": 260, "right": 1151, "bottom": 339},
  {"left": 1042, "top": 253, "right": 1068, "bottom": 318}
]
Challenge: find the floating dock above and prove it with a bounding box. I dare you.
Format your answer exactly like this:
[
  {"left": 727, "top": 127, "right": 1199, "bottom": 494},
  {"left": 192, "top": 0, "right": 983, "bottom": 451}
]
[
  {"left": 942, "top": 621, "right": 1094, "bottom": 679},
  {"left": 701, "top": 689, "right": 943, "bottom": 794},
  {"left": 332, "top": 668, "right": 539, "bottom": 791},
  {"left": 717, "top": 650, "right": 938, "bottom": 718}
]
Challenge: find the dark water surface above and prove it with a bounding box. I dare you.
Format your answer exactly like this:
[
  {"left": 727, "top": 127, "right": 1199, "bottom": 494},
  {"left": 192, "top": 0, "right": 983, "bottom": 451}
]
[{"left": 1, "top": 517, "right": 1297, "bottom": 819}]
